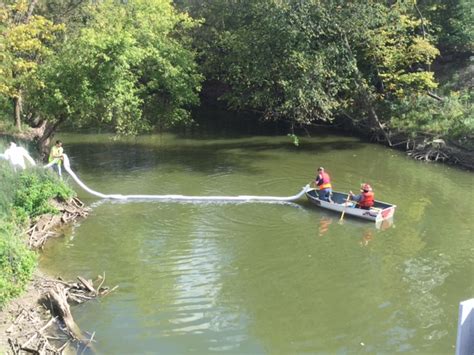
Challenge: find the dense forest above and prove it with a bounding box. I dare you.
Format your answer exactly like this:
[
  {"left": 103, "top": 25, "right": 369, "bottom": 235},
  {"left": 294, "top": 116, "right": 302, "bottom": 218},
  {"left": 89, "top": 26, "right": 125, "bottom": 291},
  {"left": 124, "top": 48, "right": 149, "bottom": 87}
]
[{"left": 0, "top": 0, "right": 472, "bottom": 164}]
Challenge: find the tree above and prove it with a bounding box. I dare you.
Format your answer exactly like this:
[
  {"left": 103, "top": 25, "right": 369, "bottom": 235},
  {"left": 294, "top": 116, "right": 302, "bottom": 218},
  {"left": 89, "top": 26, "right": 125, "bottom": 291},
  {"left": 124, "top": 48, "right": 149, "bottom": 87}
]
[
  {"left": 25, "top": 0, "right": 203, "bottom": 147},
  {"left": 179, "top": 0, "right": 440, "bottom": 142},
  {"left": 417, "top": 0, "right": 473, "bottom": 53},
  {"left": 0, "top": 0, "right": 63, "bottom": 131},
  {"left": 184, "top": 1, "right": 357, "bottom": 124},
  {"left": 335, "top": 1, "right": 439, "bottom": 143}
]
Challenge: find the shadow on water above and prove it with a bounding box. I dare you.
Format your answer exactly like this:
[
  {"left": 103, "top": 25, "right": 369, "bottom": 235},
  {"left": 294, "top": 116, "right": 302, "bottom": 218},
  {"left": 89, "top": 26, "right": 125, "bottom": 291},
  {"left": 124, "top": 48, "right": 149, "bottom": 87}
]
[
  {"left": 178, "top": 107, "right": 353, "bottom": 141},
  {"left": 64, "top": 137, "right": 365, "bottom": 175}
]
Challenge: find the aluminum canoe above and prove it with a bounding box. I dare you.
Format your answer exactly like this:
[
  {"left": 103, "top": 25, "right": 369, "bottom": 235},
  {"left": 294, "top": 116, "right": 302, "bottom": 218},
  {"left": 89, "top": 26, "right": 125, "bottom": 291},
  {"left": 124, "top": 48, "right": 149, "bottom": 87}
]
[{"left": 305, "top": 188, "right": 396, "bottom": 222}]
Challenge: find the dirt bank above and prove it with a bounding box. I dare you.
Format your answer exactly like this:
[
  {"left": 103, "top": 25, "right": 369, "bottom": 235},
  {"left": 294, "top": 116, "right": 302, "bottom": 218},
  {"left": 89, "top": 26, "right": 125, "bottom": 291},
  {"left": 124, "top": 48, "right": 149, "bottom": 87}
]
[{"left": 0, "top": 197, "right": 117, "bottom": 354}]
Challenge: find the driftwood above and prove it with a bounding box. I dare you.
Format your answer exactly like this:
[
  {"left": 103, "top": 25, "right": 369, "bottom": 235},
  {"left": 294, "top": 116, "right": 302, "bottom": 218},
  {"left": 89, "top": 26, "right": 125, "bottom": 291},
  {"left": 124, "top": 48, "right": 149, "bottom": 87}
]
[
  {"left": 26, "top": 197, "right": 89, "bottom": 249},
  {"left": 46, "top": 284, "right": 84, "bottom": 341},
  {"left": 6, "top": 275, "right": 117, "bottom": 354}
]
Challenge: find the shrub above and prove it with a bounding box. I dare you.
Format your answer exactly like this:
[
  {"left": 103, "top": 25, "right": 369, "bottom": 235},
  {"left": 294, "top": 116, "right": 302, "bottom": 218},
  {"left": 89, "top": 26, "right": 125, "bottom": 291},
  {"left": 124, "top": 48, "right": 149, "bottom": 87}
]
[
  {"left": 0, "top": 225, "right": 37, "bottom": 308},
  {"left": 0, "top": 160, "right": 75, "bottom": 307},
  {"left": 0, "top": 159, "right": 17, "bottom": 218},
  {"left": 12, "top": 169, "right": 75, "bottom": 223}
]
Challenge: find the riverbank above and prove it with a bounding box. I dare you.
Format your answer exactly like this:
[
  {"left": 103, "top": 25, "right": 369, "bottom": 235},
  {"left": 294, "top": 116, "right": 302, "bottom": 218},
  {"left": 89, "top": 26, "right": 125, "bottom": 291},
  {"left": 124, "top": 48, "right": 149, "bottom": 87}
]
[
  {"left": 0, "top": 150, "right": 103, "bottom": 353},
  {"left": 301, "top": 123, "right": 474, "bottom": 171},
  {"left": 0, "top": 270, "right": 67, "bottom": 353},
  {"left": 0, "top": 269, "right": 118, "bottom": 354},
  {"left": 383, "top": 133, "right": 474, "bottom": 171},
  {"left": 0, "top": 195, "right": 91, "bottom": 353}
]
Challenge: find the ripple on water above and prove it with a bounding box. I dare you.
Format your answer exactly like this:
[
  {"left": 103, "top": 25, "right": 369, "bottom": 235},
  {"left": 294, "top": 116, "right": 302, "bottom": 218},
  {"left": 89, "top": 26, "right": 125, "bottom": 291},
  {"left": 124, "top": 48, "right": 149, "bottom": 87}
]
[{"left": 400, "top": 256, "right": 451, "bottom": 330}]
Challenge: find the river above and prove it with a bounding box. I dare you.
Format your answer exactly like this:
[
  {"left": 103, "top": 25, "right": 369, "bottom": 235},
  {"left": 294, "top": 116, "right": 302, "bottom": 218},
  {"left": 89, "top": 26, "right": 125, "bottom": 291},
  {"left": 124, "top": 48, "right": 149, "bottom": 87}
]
[{"left": 39, "top": 130, "right": 473, "bottom": 354}]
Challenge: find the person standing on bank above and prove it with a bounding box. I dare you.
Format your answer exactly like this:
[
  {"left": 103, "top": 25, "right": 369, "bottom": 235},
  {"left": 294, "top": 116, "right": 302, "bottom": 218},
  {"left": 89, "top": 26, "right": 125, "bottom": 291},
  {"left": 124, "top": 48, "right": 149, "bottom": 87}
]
[
  {"left": 314, "top": 166, "right": 333, "bottom": 202},
  {"left": 48, "top": 140, "right": 64, "bottom": 178},
  {"left": 349, "top": 183, "right": 375, "bottom": 210}
]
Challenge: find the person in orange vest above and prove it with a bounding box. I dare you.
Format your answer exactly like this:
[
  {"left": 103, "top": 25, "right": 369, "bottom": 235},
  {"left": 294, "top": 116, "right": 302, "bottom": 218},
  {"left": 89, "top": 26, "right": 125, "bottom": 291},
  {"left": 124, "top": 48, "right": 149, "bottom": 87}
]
[
  {"left": 349, "top": 183, "right": 375, "bottom": 209},
  {"left": 314, "top": 166, "right": 333, "bottom": 202}
]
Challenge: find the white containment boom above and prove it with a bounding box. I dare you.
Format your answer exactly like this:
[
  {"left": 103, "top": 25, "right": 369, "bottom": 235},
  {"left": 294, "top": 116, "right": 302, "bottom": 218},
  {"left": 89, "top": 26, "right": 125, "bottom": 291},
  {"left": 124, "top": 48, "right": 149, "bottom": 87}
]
[{"left": 61, "top": 154, "right": 309, "bottom": 202}]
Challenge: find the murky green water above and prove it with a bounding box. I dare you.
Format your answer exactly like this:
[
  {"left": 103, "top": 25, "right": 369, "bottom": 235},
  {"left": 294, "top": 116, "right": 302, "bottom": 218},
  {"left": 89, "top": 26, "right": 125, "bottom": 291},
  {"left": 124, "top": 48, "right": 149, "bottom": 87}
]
[{"left": 40, "top": 131, "right": 473, "bottom": 354}]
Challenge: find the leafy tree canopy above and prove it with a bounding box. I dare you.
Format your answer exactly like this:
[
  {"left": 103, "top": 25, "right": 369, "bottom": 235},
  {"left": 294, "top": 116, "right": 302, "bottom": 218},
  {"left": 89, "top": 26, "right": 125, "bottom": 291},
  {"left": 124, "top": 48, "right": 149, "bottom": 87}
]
[
  {"left": 31, "top": 0, "right": 202, "bottom": 136},
  {"left": 0, "top": 0, "right": 64, "bottom": 129},
  {"left": 182, "top": 0, "right": 440, "bottom": 130}
]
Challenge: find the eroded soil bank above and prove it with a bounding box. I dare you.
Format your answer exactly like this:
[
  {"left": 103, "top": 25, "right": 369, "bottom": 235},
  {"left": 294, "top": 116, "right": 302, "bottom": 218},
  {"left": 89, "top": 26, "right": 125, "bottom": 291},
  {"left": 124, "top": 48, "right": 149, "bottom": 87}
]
[{"left": 0, "top": 198, "right": 116, "bottom": 354}]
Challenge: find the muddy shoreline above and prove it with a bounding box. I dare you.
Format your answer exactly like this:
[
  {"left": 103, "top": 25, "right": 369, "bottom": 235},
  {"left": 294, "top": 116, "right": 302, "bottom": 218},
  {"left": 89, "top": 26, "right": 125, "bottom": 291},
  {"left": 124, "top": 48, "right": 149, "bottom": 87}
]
[{"left": 0, "top": 197, "right": 116, "bottom": 354}]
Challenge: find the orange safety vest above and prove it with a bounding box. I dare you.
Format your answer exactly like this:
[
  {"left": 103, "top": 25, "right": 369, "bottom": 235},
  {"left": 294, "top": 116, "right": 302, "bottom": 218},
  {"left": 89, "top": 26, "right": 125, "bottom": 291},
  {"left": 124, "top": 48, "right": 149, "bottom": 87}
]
[
  {"left": 358, "top": 191, "right": 374, "bottom": 208},
  {"left": 318, "top": 172, "right": 332, "bottom": 190}
]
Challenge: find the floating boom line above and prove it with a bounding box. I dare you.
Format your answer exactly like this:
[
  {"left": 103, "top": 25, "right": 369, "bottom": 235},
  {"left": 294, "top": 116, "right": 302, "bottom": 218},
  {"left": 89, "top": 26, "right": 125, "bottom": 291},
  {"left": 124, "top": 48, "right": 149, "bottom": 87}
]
[{"left": 59, "top": 154, "right": 309, "bottom": 202}]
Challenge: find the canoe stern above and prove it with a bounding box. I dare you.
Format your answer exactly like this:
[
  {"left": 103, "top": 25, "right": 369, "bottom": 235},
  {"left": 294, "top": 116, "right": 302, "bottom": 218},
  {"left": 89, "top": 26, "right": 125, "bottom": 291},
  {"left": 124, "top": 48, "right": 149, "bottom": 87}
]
[{"left": 376, "top": 205, "right": 396, "bottom": 221}]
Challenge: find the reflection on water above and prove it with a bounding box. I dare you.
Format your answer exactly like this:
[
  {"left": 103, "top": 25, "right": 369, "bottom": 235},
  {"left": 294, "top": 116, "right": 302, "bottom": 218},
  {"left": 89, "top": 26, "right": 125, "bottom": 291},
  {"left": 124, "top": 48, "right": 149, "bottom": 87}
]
[
  {"left": 316, "top": 213, "right": 394, "bottom": 243},
  {"left": 360, "top": 229, "right": 374, "bottom": 247},
  {"left": 318, "top": 216, "right": 333, "bottom": 237},
  {"left": 39, "top": 132, "right": 473, "bottom": 354}
]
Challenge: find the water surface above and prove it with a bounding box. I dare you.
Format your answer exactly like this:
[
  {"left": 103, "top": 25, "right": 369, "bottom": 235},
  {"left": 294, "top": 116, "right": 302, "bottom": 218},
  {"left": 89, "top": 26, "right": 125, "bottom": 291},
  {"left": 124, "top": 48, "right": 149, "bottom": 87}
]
[{"left": 40, "top": 131, "right": 473, "bottom": 354}]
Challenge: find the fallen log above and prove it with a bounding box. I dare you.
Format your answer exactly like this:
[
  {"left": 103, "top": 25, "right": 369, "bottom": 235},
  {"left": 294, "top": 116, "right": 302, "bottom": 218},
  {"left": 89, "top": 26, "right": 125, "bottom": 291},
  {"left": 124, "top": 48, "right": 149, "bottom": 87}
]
[{"left": 46, "top": 284, "right": 84, "bottom": 341}]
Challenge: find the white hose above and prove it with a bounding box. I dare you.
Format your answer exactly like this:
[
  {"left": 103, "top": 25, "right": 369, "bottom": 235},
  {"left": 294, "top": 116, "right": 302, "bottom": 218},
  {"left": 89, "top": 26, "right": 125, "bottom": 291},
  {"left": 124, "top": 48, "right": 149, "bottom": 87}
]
[{"left": 61, "top": 154, "right": 309, "bottom": 202}]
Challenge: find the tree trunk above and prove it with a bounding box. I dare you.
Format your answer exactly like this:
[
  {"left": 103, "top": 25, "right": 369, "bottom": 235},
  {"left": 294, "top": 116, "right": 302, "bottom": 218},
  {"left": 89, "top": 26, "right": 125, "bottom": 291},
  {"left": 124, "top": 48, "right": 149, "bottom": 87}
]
[
  {"left": 13, "top": 94, "right": 22, "bottom": 131},
  {"left": 26, "top": 0, "right": 39, "bottom": 21},
  {"left": 37, "top": 117, "right": 66, "bottom": 159},
  {"left": 365, "top": 97, "right": 392, "bottom": 146}
]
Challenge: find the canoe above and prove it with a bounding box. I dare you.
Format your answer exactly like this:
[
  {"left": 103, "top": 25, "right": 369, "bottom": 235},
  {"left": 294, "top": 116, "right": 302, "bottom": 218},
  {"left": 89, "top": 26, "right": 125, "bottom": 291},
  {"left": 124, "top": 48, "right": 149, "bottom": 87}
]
[{"left": 305, "top": 188, "right": 396, "bottom": 222}]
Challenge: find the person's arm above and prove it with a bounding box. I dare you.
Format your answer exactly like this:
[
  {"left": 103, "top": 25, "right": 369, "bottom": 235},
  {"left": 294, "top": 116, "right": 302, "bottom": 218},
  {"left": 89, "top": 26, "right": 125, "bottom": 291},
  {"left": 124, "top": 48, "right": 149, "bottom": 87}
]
[
  {"left": 350, "top": 192, "right": 361, "bottom": 202},
  {"left": 315, "top": 173, "right": 323, "bottom": 186}
]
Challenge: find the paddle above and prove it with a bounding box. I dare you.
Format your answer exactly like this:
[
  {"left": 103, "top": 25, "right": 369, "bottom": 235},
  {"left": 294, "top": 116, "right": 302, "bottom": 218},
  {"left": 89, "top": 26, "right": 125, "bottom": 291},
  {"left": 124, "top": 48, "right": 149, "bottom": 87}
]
[{"left": 339, "top": 192, "right": 352, "bottom": 223}]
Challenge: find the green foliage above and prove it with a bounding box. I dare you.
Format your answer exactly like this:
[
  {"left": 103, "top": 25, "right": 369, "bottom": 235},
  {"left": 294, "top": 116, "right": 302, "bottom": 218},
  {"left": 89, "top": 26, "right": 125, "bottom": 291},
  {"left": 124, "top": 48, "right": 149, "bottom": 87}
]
[
  {"left": 0, "top": 158, "right": 75, "bottom": 307},
  {"left": 30, "top": 0, "right": 202, "bottom": 135},
  {"left": 0, "top": 0, "right": 64, "bottom": 124},
  {"left": 0, "top": 0, "right": 468, "bottom": 146},
  {"left": 182, "top": 0, "right": 439, "bottom": 128},
  {"left": 345, "top": 1, "right": 439, "bottom": 100},
  {"left": 12, "top": 169, "right": 74, "bottom": 223},
  {"left": 390, "top": 90, "right": 474, "bottom": 140},
  {"left": 0, "top": 226, "right": 37, "bottom": 308},
  {"left": 287, "top": 133, "right": 299, "bottom": 147},
  {"left": 190, "top": 1, "right": 356, "bottom": 123},
  {"left": 417, "top": 0, "right": 474, "bottom": 52},
  {"left": 0, "top": 158, "right": 17, "bottom": 218}
]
